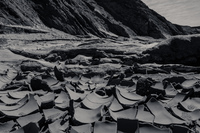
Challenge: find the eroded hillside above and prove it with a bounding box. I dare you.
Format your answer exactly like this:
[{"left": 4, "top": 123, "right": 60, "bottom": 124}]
[{"left": 0, "top": 0, "right": 199, "bottom": 38}]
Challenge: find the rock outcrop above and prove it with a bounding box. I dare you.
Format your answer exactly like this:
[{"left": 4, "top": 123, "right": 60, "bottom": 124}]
[
  {"left": 142, "top": 35, "right": 200, "bottom": 65},
  {"left": 0, "top": 0, "right": 199, "bottom": 38}
]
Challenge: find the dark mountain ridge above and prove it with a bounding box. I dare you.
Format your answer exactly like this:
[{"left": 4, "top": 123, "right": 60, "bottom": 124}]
[{"left": 0, "top": 0, "right": 199, "bottom": 38}]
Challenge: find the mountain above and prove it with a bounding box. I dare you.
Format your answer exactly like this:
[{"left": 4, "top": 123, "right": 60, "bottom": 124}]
[{"left": 0, "top": 0, "right": 199, "bottom": 38}]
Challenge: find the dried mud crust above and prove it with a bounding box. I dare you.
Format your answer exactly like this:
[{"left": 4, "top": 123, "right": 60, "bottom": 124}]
[
  {"left": 1, "top": 33, "right": 200, "bottom": 132},
  {"left": 2, "top": 48, "right": 200, "bottom": 132}
]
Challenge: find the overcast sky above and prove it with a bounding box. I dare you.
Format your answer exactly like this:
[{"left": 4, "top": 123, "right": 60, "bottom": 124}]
[{"left": 141, "top": 0, "right": 200, "bottom": 27}]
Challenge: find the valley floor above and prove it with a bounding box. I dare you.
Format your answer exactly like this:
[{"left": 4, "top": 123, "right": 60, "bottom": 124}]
[{"left": 1, "top": 31, "right": 200, "bottom": 132}]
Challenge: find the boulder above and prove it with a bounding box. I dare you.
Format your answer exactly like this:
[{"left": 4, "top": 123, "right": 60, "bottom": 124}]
[
  {"left": 30, "top": 76, "right": 51, "bottom": 91},
  {"left": 54, "top": 66, "right": 65, "bottom": 81},
  {"left": 136, "top": 77, "right": 153, "bottom": 96}
]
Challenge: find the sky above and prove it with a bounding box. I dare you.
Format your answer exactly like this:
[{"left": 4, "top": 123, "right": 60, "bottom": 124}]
[{"left": 141, "top": 0, "right": 200, "bottom": 27}]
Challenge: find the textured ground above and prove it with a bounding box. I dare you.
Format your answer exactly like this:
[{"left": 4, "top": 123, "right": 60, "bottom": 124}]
[{"left": 1, "top": 31, "right": 200, "bottom": 133}]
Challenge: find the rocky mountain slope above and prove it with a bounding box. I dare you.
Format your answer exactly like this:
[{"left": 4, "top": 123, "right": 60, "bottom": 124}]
[{"left": 0, "top": 0, "right": 199, "bottom": 38}]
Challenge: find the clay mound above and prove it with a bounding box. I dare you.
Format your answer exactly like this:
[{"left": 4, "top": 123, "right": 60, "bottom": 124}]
[{"left": 142, "top": 35, "right": 200, "bottom": 65}]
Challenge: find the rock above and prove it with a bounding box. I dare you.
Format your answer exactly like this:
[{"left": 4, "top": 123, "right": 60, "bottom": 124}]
[
  {"left": 163, "top": 76, "right": 186, "bottom": 84},
  {"left": 136, "top": 77, "right": 154, "bottom": 96},
  {"left": 124, "top": 67, "right": 134, "bottom": 77},
  {"left": 117, "top": 119, "right": 139, "bottom": 133},
  {"left": 44, "top": 53, "right": 61, "bottom": 62},
  {"left": 30, "top": 76, "right": 51, "bottom": 91},
  {"left": 91, "top": 58, "right": 100, "bottom": 65},
  {"left": 122, "top": 56, "right": 134, "bottom": 66},
  {"left": 54, "top": 66, "right": 65, "bottom": 81},
  {"left": 136, "top": 77, "right": 166, "bottom": 96},
  {"left": 171, "top": 125, "right": 190, "bottom": 133},
  {"left": 142, "top": 35, "right": 200, "bottom": 65},
  {"left": 20, "top": 60, "right": 46, "bottom": 72}
]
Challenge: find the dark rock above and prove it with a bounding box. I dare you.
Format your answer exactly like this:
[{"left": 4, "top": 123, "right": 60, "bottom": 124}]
[
  {"left": 30, "top": 76, "right": 51, "bottom": 91},
  {"left": 124, "top": 67, "right": 134, "bottom": 77},
  {"left": 54, "top": 66, "right": 65, "bottom": 81},
  {"left": 171, "top": 125, "right": 190, "bottom": 133},
  {"left": 136, "top": 78, "right": 165, "bottom": 96},
  {"left": 22, "top": 122, "right": 40, "bottom": 133},
  {"left": 117, "top": 119, "right": 139, "bottom": 133},
  {"left": 163, "top": 76, "right": 186, "bottom": 84},
  {"left": 20, "top": 60, "right": 46, "bottom": 72},
  {"left": 44, "top": 53, "right": 61, "bottom": 62},
  {"left": 107, "top": 78, "right": 121, "bottom": 86},
  {"left": 9, "top": 48, "right": 45, "bottom": 60},
  {"left": 91, "top": 58, "right": 100, "bottom": 65},
  {"left": 122, "top": 56, "right": 134, "bottom": 66},
  {"left": 161, "top": 64, "right": 200, "bottom": 73},
  {"left": 136, "top": 77, "right": 154, "bottom": 96}
]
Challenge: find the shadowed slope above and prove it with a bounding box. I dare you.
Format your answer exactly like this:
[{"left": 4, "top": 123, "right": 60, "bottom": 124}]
[{"left": 0, "top": 0, "right": 199, "bottom": 38}]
